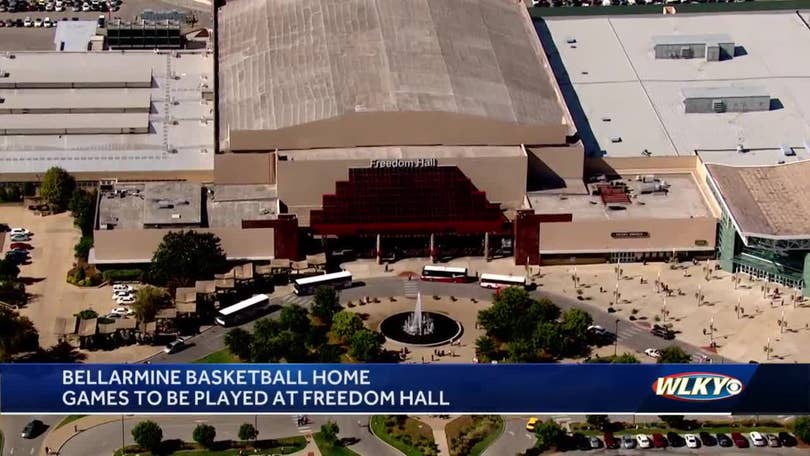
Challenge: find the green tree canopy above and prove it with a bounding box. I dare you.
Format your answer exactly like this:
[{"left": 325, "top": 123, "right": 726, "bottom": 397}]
[
  {"left": 320, "top": 420, "right": 340, "bottom": 446},
  {"left": 311, "top": 286, "right": 341, "bottom": 323},
  {"left": 0, "top": 307, "right": 39, "bottom": 361},
  {"left": 585, "top": 353, "right": 641, "bottom": 364},
  {"left": 68, "top": 189, "right": 97, "bottom": 236},
  {"left": 224, "top": 328, "right": 253, "bottom": 361},
  {"left": 349, "top": 329, "right": 383, "bottom": 362},
  {"left": 331, "top": 310, "right": 364, "bottom": 343},
  {"left": 793, "top": 416, "right": 810, "bottom": 444},
  {"left": 478, "top": 288, "right": 560, "bottom": 341},
  {"left": 0, "top": 258, "right": 20, "bottom": 280},
  {"left": 238, "top": 423, "right": 259, "bottom": 442},
  {"left": 132, "top": 285, "right": 168, "bottom": 322},
  {"left": 534, "top": 420, "right": 565, "bottom": 452},
  {"left": 658, "top": 415, "right": 686, "bottom": 429},
  {"left": 74, "top": 236, "right": 93, "bottom": 261},
  {"left": 40, "top": 167, "right": 76, "bottom": 212},
  {"left": 149, "top": 230, "right": 228, "bottom": 287},
  {"left": 192, "top": 423, "right": 216, "bottom": 448},
  {"left": 586, "top": 415, "right": 610, "bottom": 430},
  {"left": 475, "top": 335, "right": 498, "bottom": 362},
  {"left": 657, "top": 345, "right": 692, "bottom": 364},
  {"left": 131, "top": 420, "right": 163, "bottom": 453},
  {"left": 279, "top": 304, "right": 310, "bottom": 334},
  {"left": 250, "top": 318, "right": 283, "bottom": 363}
]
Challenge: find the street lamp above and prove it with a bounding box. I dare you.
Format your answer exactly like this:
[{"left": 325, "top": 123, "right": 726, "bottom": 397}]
[{"left": 614, "top": 319, "right": 620, "bottom": 357}]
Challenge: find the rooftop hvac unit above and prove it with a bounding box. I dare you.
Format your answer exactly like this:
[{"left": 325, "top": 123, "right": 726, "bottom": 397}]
[
  {"left": 712, "top": 99, "right": 726, "bottom": 113},
  {"left": 157, "top": 201, "right": 174, "bottom": 209},
  {"left": 781, "top": 144, "right": 795, "bottom": 156},
  {"left": 171, "top": 213, "right": 181, "bottom": 219},
  {"left": 736, "top": 144, "right": 745, "bottom": 154},
  {"left": 642, "top": 174, "right": 656, "bottom": 183}
]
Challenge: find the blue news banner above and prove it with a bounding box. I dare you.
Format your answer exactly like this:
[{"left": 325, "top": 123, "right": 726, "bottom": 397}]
[{"left": 0, "top": 364, "right": 807, "bottom": 415}]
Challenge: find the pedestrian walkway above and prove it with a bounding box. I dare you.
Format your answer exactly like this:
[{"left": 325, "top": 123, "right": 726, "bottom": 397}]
[
  {"left": 42, "top": 415, "right": 122, "bottom": 456},
  {"left": 417, "top": 416, "right": 451, "bottom": 456},
  {"left": 293, "top": 439, "right": 322, "bottom": 456},
  {"left": 403, "top": 280, "right": 419, "bottom": 298}
]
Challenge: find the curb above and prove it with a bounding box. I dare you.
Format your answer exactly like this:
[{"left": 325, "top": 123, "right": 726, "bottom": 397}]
[
  {"left": 368, "top": 417, "right": 407, "bottom": 456},
  {"left": 46, "top": 416, "right": 124, "bottom": 456}
]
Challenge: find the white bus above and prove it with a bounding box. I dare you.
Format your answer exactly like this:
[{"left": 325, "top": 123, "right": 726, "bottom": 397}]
[
  {"left": 479, "top": 273, "right": 527, "bottom": 290},
  {"left": 420, "top": 265, "right": 468, "bottom": 283},
  {"left": 293, "top": 270, "right": 352, "bottom": 296},
  {"left": 215, "top": 294, "right": 270, "bottom": 326}
]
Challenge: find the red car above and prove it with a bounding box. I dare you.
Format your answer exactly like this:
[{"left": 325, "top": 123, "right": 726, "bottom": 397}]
[
  {"left": 603, "top": 432, "right": 619, "bottom": 449},
  {"left": 731, "top": 432, "right": 749, "bottom": 448},
  {"left": 9, "top": 243, "right": 32, "bottom": 250},
  {"left": 652, "top": 433, "right": 668, "bottom": 448}
]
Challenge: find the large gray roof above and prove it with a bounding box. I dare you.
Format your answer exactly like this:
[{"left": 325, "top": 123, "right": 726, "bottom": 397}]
[{"left": 217, "top": 0, "right": 566, "bottom": 146}]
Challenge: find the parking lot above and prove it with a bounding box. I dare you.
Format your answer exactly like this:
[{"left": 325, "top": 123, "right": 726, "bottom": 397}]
[{"left": 0, "top": 0, "right": 212, "bottom": 51}]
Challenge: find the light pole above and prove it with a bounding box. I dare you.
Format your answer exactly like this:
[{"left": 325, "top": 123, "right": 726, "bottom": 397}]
[
  {"left": 121, "top": 414, "right": 125, "bottom": 453},
  {"left": 614, "top": 319, "right": 620, "bottom": 357}
]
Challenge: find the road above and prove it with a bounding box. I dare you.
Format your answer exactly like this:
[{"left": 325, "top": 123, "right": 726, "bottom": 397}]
[{"left": 0, "top": 415, "right": 51, "bottom": 456}]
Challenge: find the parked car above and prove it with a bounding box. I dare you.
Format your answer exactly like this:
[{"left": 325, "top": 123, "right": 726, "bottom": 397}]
[
  {"left": 21, "top": 419, "right": 43, "bottom": 438},
  {"left": 749, "top": 431, "right": 767, "bottom": 447},
  {"left": 588, "top": 436, "right": 601, "bottom": 449},
  {"left": 9, "top": 228, "right": 30, "bottom": 236},
  {"left": 43, "top": 17, "right": 52, "bottom": 27},
  {"left": 716, "top": 433, "right": 733, "bottom": 447},
  {"left": 110, "top": 306, "right": 134, "bottom": 317},
  {"left": 9, "top": 242, "right": 32, "bottom": 250},
  {"left": 698, "top": 431, "right": 716, "bottom": 446},
  {"left": 621, "top": 434, "right": 636, "bottom": 449},
  {"left": 684, "top": 434, "right": 699, "bottom": 448},
  {"left": 636, "top": 434, "right": 651, "bottom": 449},
  {"left": 0, "top": 223, "right": 9, "bottom": 232},
  {"left": 81, "top": 1, "right": 90, "bottom": 11},
  {"left": 163, "top": 338, "right": 186, "bottom": 354},
  {"left": 644, "top": 348, "right": 661, "bottom": 358},
  {"left": 5, "top": 250, "right": 28, "bottom": 264},
  {"left": 650, "top": 324, "right": 675, "bottom": 339},
  {"left": 572, "top": 433, "right": 590, "bottom": 451},
  {"left": 651, "top": 433, "right": 667, "bottom": 448},
  {"left": 731, "top": 432, "right": 749, "bottom": 448},
  {"left": 766, "top": 433, "right": 781, "bottom": 447},
  {"left": 777, "top": 431, "right": 797, "bottom": 447},
  {"left": 113, "top": 284, "right": 134, "bottom": 293},
  {"left": 116, "top": 295, "right": 135, "bottom": 305},
  {"left": 33, "top": 17, "right": 42, "bottom": 27},
  {"left": 9, "top": 233, "right": 30, "bottom": 242},
  {"left": 525, "top": 417, "right": 538, "bottom": 432},
  {"left": 603, "top": 432, "right": 619, "bottom": 449},
  {"left": 112, "top": 289, "right": 133, "bottom": 298}
]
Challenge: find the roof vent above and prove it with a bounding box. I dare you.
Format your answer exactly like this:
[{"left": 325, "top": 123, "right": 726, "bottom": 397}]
[
  {"left": 171, "top": 213, "right": 181, "bottom": 219},
  {"left": 781, "top": 144, "right": 795, "bottom": 156}
]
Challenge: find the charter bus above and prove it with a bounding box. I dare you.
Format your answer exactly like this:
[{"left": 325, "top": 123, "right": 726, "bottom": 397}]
[
  {"left": 479, "top": 273, "right": 527, "bottom": 290},
  {"left": 420, "top": 265, "right": 468, "bottom": 283},
  {"left": 215, "top": 294, "right": 270, "bottom": 326},
  {"left": 293, "top": 270, "right": 353, "bottom": 296}
]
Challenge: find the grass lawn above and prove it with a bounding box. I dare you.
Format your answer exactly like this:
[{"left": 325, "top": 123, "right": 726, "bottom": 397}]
[
  {"left": 313, "top": 432, "right": 361, "bottom": 456},
  {"left": 55, "top": 415, "right": 86, "bottom": 430},
  {"left": 370, "top": 416, "right": 437, "bottom": 456},
  {"left": 445, "top": 416, "right": 504, "bottom": 456},
  {"left": 114, "top": 436, "right": 306, "bottom": 456},
  {"left": 193, "top": 349, "right": 241, "bottom": 364}
]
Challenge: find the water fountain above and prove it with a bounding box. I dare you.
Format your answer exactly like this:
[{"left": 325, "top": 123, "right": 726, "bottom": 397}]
[{"left": 380, "top": 292, "right": 462, "bottom": 347}]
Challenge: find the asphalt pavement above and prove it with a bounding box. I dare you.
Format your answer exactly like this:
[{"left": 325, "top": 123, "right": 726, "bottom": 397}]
[{"left": 0, "top": 415, "right": 51, "bottom": 456}]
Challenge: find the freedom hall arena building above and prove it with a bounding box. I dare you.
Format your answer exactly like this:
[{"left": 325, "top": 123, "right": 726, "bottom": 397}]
[{"left": 86, "top": 0, "right": 724, "bottom": 270}]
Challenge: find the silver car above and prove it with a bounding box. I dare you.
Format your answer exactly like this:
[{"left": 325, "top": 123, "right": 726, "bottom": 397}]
[{"left": 622, "top": 434, "right": 636, "bottom": 449}]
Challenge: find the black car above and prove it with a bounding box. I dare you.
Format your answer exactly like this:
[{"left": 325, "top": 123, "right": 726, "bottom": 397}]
[
  {"left": 573, "top": 433, "right": 591, "bottom": 451},
  {"left": 5, "top": 250, "right": 28, "bottom": 265},
  {"left": 21, "top": 419, "right": 43, "bottom": 439},
  {"left": 650, "top": 325, "right": 675, "bottom": 339},
  {"left": 716, "top": 433, "right": 733, "bottom": 447},
  {"left": 667, "top": 431, "right": 685, "bottom": 447},
  {"left": 777, "top": 431, "right": 797, "bottom": 447},
  {"left": 698, "top": 431, "right": 717, "bottom": 446}
]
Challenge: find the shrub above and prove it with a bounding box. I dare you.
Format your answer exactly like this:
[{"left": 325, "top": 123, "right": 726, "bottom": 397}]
[
  {"left": 102, "top": 269, "right": 144, "bottom": 283},
  {"left": 192, "top": 423, "right": 216, "bottom": 448},
  {"left": 74, "top": 236, "right": 93, "bottom": 260},
  {"left": 238, "top": 423, "right": 258, "bottom": 442},
  {"left": 131, "top": 420, "right": 163, "bottom": 453},
  {"left": 75, "top": 309, "right": 98, "bottom": 320}
]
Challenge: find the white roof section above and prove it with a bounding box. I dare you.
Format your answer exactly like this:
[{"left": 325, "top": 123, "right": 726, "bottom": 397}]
[
  {"left": 219, "top": 294, "right": 270, "bottom": 316},
  {"left": 54, "top": 21, "right": 99, "bottom": 52},
  {"left": 682, "top": 86, "right": 769, "bottom": 100},
  {"left": 0, "top": 113, "right": 148, "bottom": 135},
  {"left": 423, "top": 265, "right": 467, "bottom": 274},
  {"left": 652, "top": 34, "right": 733, "bottom": 46},
  {"left": 479, "top": 273, "right": 526, "bottom": 284},
  {"left": 543, "top": 13, "right": 810, "bottom": 162},
  {"left": 0, "top": 50, "right": 215, "bottom": 176},
  {"left": 294, "top": 271, "right": 352, "bottom": 286}
]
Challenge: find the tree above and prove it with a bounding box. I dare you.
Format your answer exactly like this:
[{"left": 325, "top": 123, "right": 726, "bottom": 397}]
[
  {"left": 0, "top": 307, "right": 39, "bottom": 361},
  {"left": 657, "top": 345, "right": 691, "bottom": 363},
  {"left": 586, "top": 415, "right": 610, "bottom": 430},
  {"left": 192, "top": 423, "right": 216, "bottom": 448},
  {"left": 74, "top": 236, "right": 93, "bottom": 261},
  {"left": 279, "top": 304, "right": 310, "bottom": 334},
  {"left": 40, "top": 340, "right": 86, "bottom": 363},
  {"left": 224, "top": 328, "right": 253, "bottom": 361},
  {"left": 21, "top": 182, "right": 35, "bottom": 197},
  {"left": 311, "top": 286, "right": 341, "bottom": 323},
  {"left": 613, "top": 353, "right": 641, "bottom": 363},
  {"left": 478, "top": 288, "right": 552, "bottom": 341},
  {"left": 149, "top": 230, "right": 228, "bottom": 287},
  {"left": 349, "top": 329, "right": 383, "bottom": 362},
  {"left": 238, "top": 423, "right": 258, "bottom": 442},
  {"left": 132, "top": 285, "right": 168, "bottom": 322},
  {"left": 40, "top": 167, "right": 76, "bottom": 212},
  {"left": 793, "top": 416, "right": 810, "bottom": 444},
  {"left": 68, "top": 189, "right": 97, "bottom": 236},
  {"left": 131, "top": 420, "right": 163, "bottom": 453},
  {"left": 320, "top": 421, "right": 340, "bottom": 446},
  {"left": 331, "top": 311, "right": 364, "bottom": 343},
  {"left": 659, "top": 415, "right": 686, "bottom": 429},
  {"left": 475, "top": 335, "right": 498, "bottom": 362},
  {"left": 507, "top": 339, "right": 538, "bottom": 363},
  {"left": 250, "top": 318, "right": 283, "bottom": 363},
  {"left": 0, "top": 258, "right": 20, "bottom": 280},
  {"left": 534, "top": 420, "right": 565, "bottom": 452}
]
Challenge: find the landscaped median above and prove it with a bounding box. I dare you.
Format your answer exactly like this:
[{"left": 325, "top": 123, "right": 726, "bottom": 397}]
[
  {"left": 313, "top": 431, "right": 361, "bottom": 456},
  {"left": 445, "top": 416, "right": 504, "bottom": 456},
  {"left": 370, "top": 416, "right": 439, "bottom": 456},
  {"left": 113, "top": 436, "right": 306, "bottom": 456}
]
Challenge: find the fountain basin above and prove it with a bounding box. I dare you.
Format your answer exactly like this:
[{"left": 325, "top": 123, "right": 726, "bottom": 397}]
[{"left": 380, "top": 312, "right": 462, "bottom": 347}]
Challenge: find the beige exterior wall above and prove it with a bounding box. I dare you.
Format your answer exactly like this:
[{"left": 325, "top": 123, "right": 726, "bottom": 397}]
[
  {"left": 585, "top": 156, "right": 700, "bottom": 176},
  {"left": 277, "top": 155, "right": 527, "bottom": 226},
  {"left": 527, "top": 144, "right": 584, "bottom": 179},
  {"left": 0, "top": 170, "right": 213, "bottom": 184},
  {"left": 539, "top": 217, "right": 717, "bottom": 254}
]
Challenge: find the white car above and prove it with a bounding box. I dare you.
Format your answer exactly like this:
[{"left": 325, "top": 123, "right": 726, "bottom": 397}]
[
  {"left": 112, "top": 289, "right": 133, "bottom": 298},
  {"left": 33, "top": 18, "right": 43, "bottom": 27},
  {"left": 684, "top": 434, "right": 699, "bottom": 448},
  {"left": 587, "top": 325, "right": 607, "bottom": 335},
  {"left": 636, "top": 434, "right": 651, "bottom": 449},
  {"left": 644, "top": 348, "right": 661, "bottom": 358},
  {"left": 82, "top": 2, "right": 90, "bottom": 11},
  {"left": 43, "top": 17, "right": 53, "bottom": 27},
  {"left": 9, "top": 233, "right": 30, "bottom": 242},
  {"left": 23, "top": 17, "right": 33, "bottom": 27},
  {"left": 45, "top": 2, "right": 54, "bottom": 11},
  {"left": 113, "top": 284, "right": 134, "bottom": 292},
  {"left": 110, "top": 306, "right": 134, "bottom": 316},
  {"left": 116, "top": 295, "right": 135, "bottom": 305},
  {"left": 9, "top": 228, "right": 30, "bottom": 236},
  {"left": 750, "top": 432, "right": 767, "bottom": 447}
]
